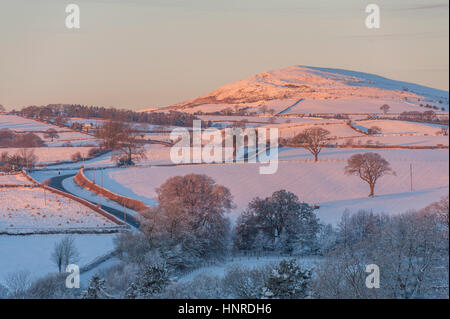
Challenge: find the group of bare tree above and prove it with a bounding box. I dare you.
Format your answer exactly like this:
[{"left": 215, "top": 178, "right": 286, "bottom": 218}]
[
  {"left": 95, "top": 120, "right": 146, "bottom": 166},
  {"left": 0, "top": 149, "right": 38, "bottom": 172},
  {"left": 290, "top": 127, "right": 395, "bottom": 197},
  {"left": 313, "top": 196, "right": 449, "bottom": 298}
]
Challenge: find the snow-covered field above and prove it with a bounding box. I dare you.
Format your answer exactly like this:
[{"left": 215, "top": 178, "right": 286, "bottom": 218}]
[
  {"left": 0, "top": 187, "right": 117, "bottom": 231},
  {"left": 41, "top": 144, "right": 172, "bottom": 171},
  {"left": 0, "top": 115, "right": 99, "bottom": 147},
  {"left": 198, "top": 115, "right": 338, "bottom": 125},
  {"left": 0, "top": 233, "right": 117, "bottom": 286},
  {"left": 355, "top": 120, "right": 447, "bottom": 136},
  {"left": 1, "top": 147, "right": 94, "bottom": 165},
  {"left": 0, "top": 115, "right": 62, "bottom": 132},
  {"left": 36, "top": 132, "right": 99, "bottom": 147},
  {"left": 339, "top": 135, "right": 449, "bottom": 147},
  {"left": 80, "top": 148, "right": 448, "bottom": 225},
  {"left": 266, "top": 121, "right": 360, "bottom": 139},
  {"left": 0, "top": 174, "right": 32, "bottom": 186}
]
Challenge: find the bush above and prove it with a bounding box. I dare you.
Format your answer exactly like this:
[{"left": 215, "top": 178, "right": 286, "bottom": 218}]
[
  {"left": 222, "top": 264, "right": 271, "bottom": 298},
  {"left": 27, "top": 273, "right": 77, "bottom": 299},
  {"left": 71, "top": 152, "right": 83, "bottom": 161},
  {"left": 88, "top": 147, "right": 104, "bottom": 158},
  {"left": 0, "top": 129, "right": 44, "bottom": 148}
]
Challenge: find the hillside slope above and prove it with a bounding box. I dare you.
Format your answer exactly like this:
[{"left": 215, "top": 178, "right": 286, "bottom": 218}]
[{"left": 160, "top": 66, "right": 449, "bottom": 114}]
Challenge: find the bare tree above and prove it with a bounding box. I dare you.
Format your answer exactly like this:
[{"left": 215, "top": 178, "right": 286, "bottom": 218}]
[
  {"left": 380, "top": 104, "right": 390, "bottom": 114},
  {"left": 96, "top": 120, "right": 127, "bottom": 150},
  {"left": 294, "top": 127, "right": 330, "bottom": 162},
  {"left": 44, "top": 128, "right": 59, "bottom": 141},
  {"left": 17, "top": 148, "right": 38, "bottom": 171},
  {"left": 345, "top": 152, "right": 395, "bottom": 197},
  {"left": 51, "top": 236, "right": 80, "bottom": 273},
  {"left": 5, "top": 270, "right": 32, "bottom": 299},
  {"left": 96, "top": 120, "right": 146, "bottom": 166},
  {"left": 113, "top": 124, "right": 147, "bottom": 166}
]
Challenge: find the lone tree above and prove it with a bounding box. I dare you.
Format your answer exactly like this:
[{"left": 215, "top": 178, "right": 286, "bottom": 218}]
[
  {"left": 141, "top": 174, "right": 234, "bottom": 269},
  {"left": 294, "top": 127, "right": 330, "bottom": 162},
  {"left": 51, "top": 236, "right": 79, "bottom": 273},
  {"left": 345, "top": 152, "right": 395, "bottom": 197},
  {"left": 380, "top": 104, "right": 390, "bottom": 114},
  {"left": 81, "top": 276, "right": 112, "bottom": 299},
  {"left": 44, "top": 128, "right": 59, "bottom": 142}
]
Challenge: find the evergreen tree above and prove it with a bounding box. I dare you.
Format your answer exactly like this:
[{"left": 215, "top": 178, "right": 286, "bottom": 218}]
[
  {"left": 127, "top": 264, "right": 170, "bottom": 298},
  {"left": 262, "top": 259, "right": 311, "bottom": 299},
  {"left": 81, "top": 275, "right": 111, "bottom": 299}
]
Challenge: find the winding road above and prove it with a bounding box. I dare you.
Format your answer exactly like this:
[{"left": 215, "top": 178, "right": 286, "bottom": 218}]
[{"left": 47, "top": 174, "right": 141, "bottom": 229}]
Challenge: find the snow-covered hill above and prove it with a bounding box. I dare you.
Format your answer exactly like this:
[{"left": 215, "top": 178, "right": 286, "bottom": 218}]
[{"left": 162, "top": 66, "right": 449, "bottom": 114}]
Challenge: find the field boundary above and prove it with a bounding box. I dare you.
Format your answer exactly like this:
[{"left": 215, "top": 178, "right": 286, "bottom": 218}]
[
  {"left": 0, "top": 227, "right": 125, "bottom": 236},
  {"left": 74, "top": 168, "right": 149, "bottom": 212},
  {"left": 283, "top": 143, "right": 449, "bottom": 150}
]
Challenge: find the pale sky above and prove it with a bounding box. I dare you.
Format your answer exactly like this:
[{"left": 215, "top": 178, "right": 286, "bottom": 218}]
[{"left": 0, "top": 0, "right": 448, "bottom": 110}]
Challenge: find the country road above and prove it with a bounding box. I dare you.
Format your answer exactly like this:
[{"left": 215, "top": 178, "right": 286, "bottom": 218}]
[{"left": 47, "top": 174, "right": 141, "bottom": 229}]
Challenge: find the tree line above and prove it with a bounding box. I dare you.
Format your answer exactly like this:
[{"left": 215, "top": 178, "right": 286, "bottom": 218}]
[{"left": 16, "top": 104, "right": 201, "bottom": 127}]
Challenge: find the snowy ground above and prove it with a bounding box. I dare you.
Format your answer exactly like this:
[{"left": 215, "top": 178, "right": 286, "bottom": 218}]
[
  {"left": 0, "top": 187, "right": 118, "bottom": 231},
  {"left": 0, "top": 173, "right": 32, "bottom": 186},
  {"left": 79, "top": 148, "right": 448, "bottom": 225},
  {"left": 0, "top": 115, "right": 62, "bottom": 132},
  {"left": 355, "top": 120, "right": 447, "bottom": 135},
  {"left": 266, "top": 121, "right": 360, "bottom": 139},
  {"left": 0, "top": 114, "right": 99, "bottom": 148},
  {"left": 42, "top": 144, "right": 172, "bottom": 171},
  {"left": 178, "top": 256, "right": 319, "bottom": 283},
  {"left": 36, "top": 132, "right": 99, "bottom": 147},
  {"left": 198, "top": 115, "right": 340, "bottom": 125},
  {"left": 338, "top": 135, "right": 448, "bottom": 147},
  {"left": 0, "top": 233, "right": 117, "bottom": 286}
]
